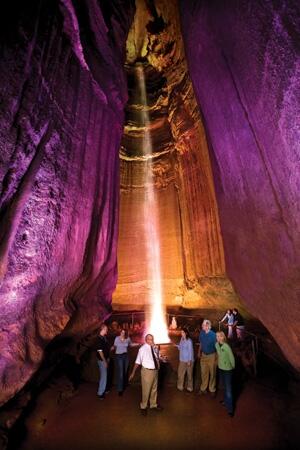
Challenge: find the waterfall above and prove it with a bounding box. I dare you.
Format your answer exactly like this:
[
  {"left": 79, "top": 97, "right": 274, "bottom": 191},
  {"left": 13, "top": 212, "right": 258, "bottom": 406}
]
[{"left": 137, "top": 65, "right": 169, "bottom": 343}]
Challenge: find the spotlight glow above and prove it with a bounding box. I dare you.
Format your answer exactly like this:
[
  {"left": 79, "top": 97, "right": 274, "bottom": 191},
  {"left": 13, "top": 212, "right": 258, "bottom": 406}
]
[{"left": 137, "top": 65, "right": 169, "bottom": 344}]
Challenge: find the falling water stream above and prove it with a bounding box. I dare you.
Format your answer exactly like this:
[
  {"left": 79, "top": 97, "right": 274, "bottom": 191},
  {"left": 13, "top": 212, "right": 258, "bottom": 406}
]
[{"left": 136, "top": 65, "right": 169, "bottom": 343}]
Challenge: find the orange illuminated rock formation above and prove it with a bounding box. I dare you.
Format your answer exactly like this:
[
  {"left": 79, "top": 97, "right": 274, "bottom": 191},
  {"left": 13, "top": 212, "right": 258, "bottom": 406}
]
[{"left": 113, "top": 0, "right": 238, "bottom": 310}]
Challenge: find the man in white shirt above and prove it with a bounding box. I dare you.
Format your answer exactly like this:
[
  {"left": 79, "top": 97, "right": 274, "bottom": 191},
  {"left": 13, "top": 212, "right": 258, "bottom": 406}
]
[{"left": 129, "top": 334, "right": 163, "bottom": 416}]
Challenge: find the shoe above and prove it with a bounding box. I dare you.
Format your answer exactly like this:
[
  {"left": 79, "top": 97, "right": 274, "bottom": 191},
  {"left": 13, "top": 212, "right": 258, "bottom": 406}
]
[
  {"left": 186, "top": 389, "right": 193, "bottom": 393},
  {"left": 118, "top": 391, "right": 123, "bottom": 397},
  {"left": 209, "top": 391, "right": 217, "bottom": 398},
  {"left": 198, "top": 390, "right": 207, "bottom": 396},
  {"left": 97, "top": 394, "right": 105, "bottom": 399},
  {"left": 140, "top": 408, "right": 147, "bottom": 416},
  {"left": 105, "top": 390, "right": 110, "bottom": 394},
  {"left": 177, "top": 388, "right": 184, "bottom": 392},
  {"left": 228, "top": 412, "right": 234, "bottom": 417},
  {"left": 219, "top": 400, "right": 225, "bottom": 406},
  {"left": 151, "top": 405, "right": 163, "bottom": 411}
]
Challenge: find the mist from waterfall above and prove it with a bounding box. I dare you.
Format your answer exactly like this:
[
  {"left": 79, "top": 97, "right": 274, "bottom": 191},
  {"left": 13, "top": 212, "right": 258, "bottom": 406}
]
[{"left": 136, "top": 65, "right": 169, "bottom": 343}]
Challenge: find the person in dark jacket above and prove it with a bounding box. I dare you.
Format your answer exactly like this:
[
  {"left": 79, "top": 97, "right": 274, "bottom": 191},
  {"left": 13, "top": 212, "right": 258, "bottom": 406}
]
[
  {"left": 232, "top": 308, "right": 245, "bottom": 340},
  {"left": 96, "top": 323, "right": 110, "bottom": 399}
]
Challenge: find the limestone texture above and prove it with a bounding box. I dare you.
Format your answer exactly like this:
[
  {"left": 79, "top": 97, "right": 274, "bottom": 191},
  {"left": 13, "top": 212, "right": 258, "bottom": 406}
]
[
  {"left": 0, "top": 0, "right": 134, "bottom": 405},
  {"left": 114, "top": 0, "right": 227, "bottom": 308},
  {"left": 0, "top": 0, "right": 299, "bottom": 410},
  {"left": 180, "top": 0, "right": 300, "bottom": 370}
]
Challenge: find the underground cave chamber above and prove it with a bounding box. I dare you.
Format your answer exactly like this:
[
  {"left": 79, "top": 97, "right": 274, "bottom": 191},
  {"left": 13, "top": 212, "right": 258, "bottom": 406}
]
[{"left": 0, "top": 0, "right": 299, "bottom": 449}]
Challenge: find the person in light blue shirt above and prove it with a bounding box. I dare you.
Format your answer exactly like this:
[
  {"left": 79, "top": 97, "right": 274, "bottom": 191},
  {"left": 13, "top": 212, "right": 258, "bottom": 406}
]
[
  {"left": 175, "top": 328, "right": 194, "bottom": 392},
  {"left": 111, "top": 329, "right": 137, "bottom": 396},
  {"left": 197, "top": 319, "right": 217, "bottom": 396}
]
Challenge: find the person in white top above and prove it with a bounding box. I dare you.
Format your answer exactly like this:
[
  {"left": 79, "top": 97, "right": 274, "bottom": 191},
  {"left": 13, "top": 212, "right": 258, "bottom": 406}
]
[
  {"left": 219, "top": 309, "right": 234, "bottom": 339},
  {"left": 129, "top": 334, "right": 163, "bottom": 416},
  {"left": 111, "top": 329, "right": 134, "bottom": 396}
]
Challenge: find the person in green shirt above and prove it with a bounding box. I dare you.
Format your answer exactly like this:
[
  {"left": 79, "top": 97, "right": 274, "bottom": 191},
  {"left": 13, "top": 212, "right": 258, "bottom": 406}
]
[{"left": 215, "top": 331, "right": 235, "bottom": 417}]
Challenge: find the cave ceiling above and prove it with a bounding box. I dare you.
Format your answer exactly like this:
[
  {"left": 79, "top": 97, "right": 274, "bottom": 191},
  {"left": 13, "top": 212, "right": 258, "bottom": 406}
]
[{"left": 120, "top": 0, "right": 187, "bottom": 164}]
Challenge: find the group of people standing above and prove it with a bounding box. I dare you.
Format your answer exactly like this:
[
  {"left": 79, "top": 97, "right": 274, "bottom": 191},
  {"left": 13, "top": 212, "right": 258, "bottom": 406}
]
[
  {"left": 96, "top": 324, "right": 138, "bottom": 399},
  {"left": 198, "top": 319, "right": 235, "bottom": 416},
  {"left": 219, "top": 308, "right": 245, "bottom": 340},
  {"left": 175, "top": 319, "right": 235, "bottom": 416},
  {"left": 96, "top": 312, "right": 241, "bottom": 418}
]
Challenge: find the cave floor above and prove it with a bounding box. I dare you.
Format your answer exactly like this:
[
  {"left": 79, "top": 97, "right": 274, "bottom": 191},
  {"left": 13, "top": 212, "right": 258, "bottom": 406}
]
[{"left": 14, "top": 358, "right": 300, "bottom": 450}]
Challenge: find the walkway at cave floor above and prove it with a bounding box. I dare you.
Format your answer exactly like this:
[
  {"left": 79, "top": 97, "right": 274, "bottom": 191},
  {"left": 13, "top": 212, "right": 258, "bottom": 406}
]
[{"left": 15, "top": 358, "right": 300, "bottom": 450}]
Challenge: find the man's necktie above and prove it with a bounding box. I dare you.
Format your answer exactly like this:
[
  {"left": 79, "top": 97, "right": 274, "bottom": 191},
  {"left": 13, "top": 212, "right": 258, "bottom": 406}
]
[{"left": 151, "top": 345, "right": 159, "bottom": 370}]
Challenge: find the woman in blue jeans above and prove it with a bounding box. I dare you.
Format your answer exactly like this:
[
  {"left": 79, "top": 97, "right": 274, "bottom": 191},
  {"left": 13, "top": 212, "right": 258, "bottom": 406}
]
[
  {"left": 111, "top": 329, "right": 138, "bottom": 396},
  {"left": 215, "top": 331, "right": 235, "bottom": 416}
]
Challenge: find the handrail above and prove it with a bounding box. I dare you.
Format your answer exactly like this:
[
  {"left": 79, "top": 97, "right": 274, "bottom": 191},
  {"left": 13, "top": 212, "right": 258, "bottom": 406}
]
[{"left": 109, "top": 310, "right": 259, "bottom": 376}]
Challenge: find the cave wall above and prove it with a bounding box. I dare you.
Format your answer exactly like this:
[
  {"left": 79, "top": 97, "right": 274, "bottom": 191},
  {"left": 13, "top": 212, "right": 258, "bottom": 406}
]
[
  {"left": 114, "top": 0, "right": 229, "bottom": 309},
  {"left": 180, "top": 0, "right": 300, "bottom": 370},
  {"left": 0, "top": 0, "right": 135, "bottom": 405},
  {"left": 116, "top": 178, "right": 184, "bottom": 306}
]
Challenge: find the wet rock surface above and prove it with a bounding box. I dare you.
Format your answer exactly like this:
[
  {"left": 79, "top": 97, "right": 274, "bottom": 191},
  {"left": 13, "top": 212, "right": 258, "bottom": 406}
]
[
  {"left": 180, "top": 0, "right": 300, "bottom": 370},
  {"left": 115, "top": 0, "right": 229, "bottom": 308},
  {"left": 0, "top": 0, "right": 135, "bottom": 405},
  {"left": 0, "top": 0, "right": 299, "bottom": 424}
]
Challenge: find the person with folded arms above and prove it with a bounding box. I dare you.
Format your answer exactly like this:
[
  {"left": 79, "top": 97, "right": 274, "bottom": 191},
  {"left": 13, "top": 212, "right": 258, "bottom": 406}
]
[{"left": 96, "top": 324, "right": 110, "bottom": 399}]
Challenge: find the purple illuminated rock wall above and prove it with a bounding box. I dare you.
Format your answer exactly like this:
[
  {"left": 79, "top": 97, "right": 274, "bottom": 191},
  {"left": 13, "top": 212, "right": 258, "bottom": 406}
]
[
  {"left": 0, "top": 0, "right": 134, "bottom": 405},
  {"left": 180, "top": 0, "right": 300, "bottom": 370}
]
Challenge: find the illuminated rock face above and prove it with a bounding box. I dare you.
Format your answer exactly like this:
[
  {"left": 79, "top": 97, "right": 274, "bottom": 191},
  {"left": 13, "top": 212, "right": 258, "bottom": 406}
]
[
  {"left": 0, "top": 0, "right": 134, "bottom": 405},
  {"left": 180, "top": 0, "right": 300, "bottom": 370},
  {"left": 114, "top": 0, "right": 229, "bottom": 309},
  {"left": 1, "top": 0, "right": 299, "bottom": 408}
]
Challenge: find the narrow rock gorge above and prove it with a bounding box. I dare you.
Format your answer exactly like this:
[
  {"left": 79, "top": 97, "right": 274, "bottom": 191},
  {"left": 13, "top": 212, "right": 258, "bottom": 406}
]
[
  {"left": 0, "top": 0, "right": 299, "bottom": 427},
  {"left": 114, "top": 0, "right": 233, "bottom": 310}
]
